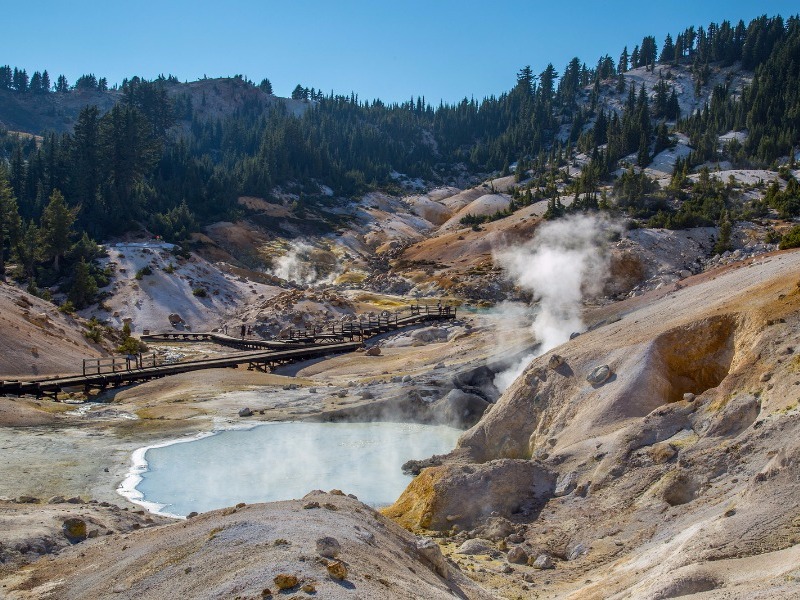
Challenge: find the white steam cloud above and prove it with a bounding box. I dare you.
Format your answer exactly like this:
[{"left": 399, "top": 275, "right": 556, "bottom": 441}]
[
  {"left": 271, "top": 241, "right": 341, "bottom": 285},
  {"left": 493, "top": 215, "right": 611, "bottom": 391}
]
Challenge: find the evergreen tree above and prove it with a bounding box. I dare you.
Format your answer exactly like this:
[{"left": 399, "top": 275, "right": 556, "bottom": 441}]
[
  {"left": 14, "top": 220, "right": 39, "bottom": 280},
  {"left": 55, "top": 74, "right": 69, "bottom": 93},
  {"left": 41, "top": 70, "right": 51, "bottom": 92},
  {"left": 0, "top": 171, "right": 21, "bottom": 280},
  {"left": 619, "top": 47, "right": 629, "bottom": 73},
  {"left": 39, "top": 189, "right": 77, "bottom": 271},
  {"left": 67, "top": 258, "right": 97, "bottom": 308},
  {"left": 258, "top": 78, "right": 273, "bottom": 94}
]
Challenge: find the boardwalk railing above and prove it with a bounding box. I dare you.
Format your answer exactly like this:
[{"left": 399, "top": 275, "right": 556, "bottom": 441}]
[{"left": 82, "top": 353, "right": 160, "bottom": 376}]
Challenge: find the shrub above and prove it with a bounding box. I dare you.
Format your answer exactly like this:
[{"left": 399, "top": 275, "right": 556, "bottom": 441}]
[
  {"left": 135, "top": 266, "right": 153, "bottom": 280},
  {"left": 163, "top": 263, "right": 176, "bottom": 274},
  {"left": 779, "top": 225, "right": 800, "bottom": 250},
  {"left": 192, "top": 287, "right": 207, "bottom": 297},
  {"left": 59, "top": 300, "right": 75, "bottom": 314}
]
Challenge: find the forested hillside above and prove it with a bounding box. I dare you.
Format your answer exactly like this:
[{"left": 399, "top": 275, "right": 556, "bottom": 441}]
[{"left": 0, "top": 13, "right": 798, "bottom": 308}]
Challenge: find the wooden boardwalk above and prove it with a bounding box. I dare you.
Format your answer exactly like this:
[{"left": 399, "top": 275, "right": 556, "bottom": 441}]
[{"left": 0, "top": 304, "right": 456, "bottom": 400}]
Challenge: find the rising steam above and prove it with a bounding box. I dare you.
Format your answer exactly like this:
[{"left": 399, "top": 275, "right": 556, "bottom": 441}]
[
  {"left": 271, "top": 240, "right": 341, "bottom": 285},
  {"left": 493, "top": 214, "right": 611, "bottom": 391}
]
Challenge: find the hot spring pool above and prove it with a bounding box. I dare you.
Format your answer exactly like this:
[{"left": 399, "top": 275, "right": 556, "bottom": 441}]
[{"left": 119, "top": 421, "right": 461, "bottom": 517}]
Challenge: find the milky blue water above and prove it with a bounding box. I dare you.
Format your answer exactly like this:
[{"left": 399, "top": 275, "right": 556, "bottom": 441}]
[{"left": 122, "top": 422, "right": 461, "bottom": 517}]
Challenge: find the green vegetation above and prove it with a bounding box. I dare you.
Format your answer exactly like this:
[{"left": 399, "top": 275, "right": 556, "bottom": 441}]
[
  {"left": 134, "top": 266, "right": 153, "bottom": 280},
  {"left": 779, "top": 225, "right": 800, "bottom": 250},
  {"left": 0, "top": 12, "right": 796, "bottom": 291}
]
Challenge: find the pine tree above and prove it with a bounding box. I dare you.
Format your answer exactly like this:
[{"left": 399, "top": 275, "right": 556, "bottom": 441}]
[
  {"left": 619, "top": 47, "right": 629, "bottom": 73},
  {"left": 55, "top": 74, "right": 69, "bottom": 93},
  {"left": 68, "top": 258, "right": 97, "bottom": 308},
  {"left": 0, "top": 171, "right": 21, "bottom": 280},
  {"left": 40, "top": 189, "right": 77, "bottom": 271},
  {"left": 259, "top": 78, "right": 273, "bottom": 94},
  {"left": 13, "top": 220, "right": 39, "bottom": 280}
]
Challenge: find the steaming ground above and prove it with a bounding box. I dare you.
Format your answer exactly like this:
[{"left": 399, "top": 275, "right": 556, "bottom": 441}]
[{"left": 492, "top": 214, "right": 614, "bottom": 391}]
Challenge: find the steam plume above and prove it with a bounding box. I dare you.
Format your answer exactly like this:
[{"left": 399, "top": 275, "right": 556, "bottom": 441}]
[
  {"left": 271, "top": 240, "right": 340, "bottom": 285},
  {"left": 493, "top": 214, "right": 610, "bottom": 391}
]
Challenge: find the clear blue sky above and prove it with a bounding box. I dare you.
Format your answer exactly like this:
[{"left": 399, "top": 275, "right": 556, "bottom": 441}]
[{"left": 2, "top": 1, "right": 797, "bottom": 104}]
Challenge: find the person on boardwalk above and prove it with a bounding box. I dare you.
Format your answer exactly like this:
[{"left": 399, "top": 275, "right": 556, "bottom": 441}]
[{"left": 240, "top": 323, "right": 246, "bottom": 338}]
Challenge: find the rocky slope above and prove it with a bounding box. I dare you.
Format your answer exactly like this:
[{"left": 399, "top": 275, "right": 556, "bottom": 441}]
[
  {"left": 1, "top": 492, "right": 494, "bottom": 600},
  {"left": 384, "top": 249, "right": 800, "bottom": 598}
]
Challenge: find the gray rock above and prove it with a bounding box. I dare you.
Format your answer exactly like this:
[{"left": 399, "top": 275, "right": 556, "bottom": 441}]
[
  {"left": 238, "top": 407, "right": 253, "bottom": 417},
  {"left": 530, "top": 554, "right": 554, "bottom": 569},
  {"left": 586, "top": 365, "right": 612, "bottom": 386},
  {"left": 506, "top": 546, "right": 528, "bottom": 564},
  {"left": 316, "top": 536, "right": 341, "bottom": 558},
  {"left": 567, "top": 542, "right": 588, "bottom": 561},
  {"left": 683, "top": 392, "right": 696, "bottom": 402},
  {"left": 416, "top": 537, "right": 450, "bottom": 577},
  {"left": 554, "top": 471, "right": 578, "bottom": 497},
  {"left": 548, "top": 354, "right": 564, "bottom": 369},
  {"left": 48, "top": 495, "right": 66, "bottom": 504},
  {"left": 456, "top": 538, "right": 495, "bottom": 556}
]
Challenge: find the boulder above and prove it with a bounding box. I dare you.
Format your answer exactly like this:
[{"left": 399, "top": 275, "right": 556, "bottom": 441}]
[
  {"left": 168, "top": 313, "right": 184, "bottom": 325},
  {"left": 548, "top": 354, "right": 564, "bottom": 370},
  {"left": 238, "top": 407, "right": 253, "bottom": 417},
  {"left": 586, "top": 364, "right": 612, "bottom": 386},
  {"left": 62, "top": 518, "right": 87, "bottom": 543},
  {"left": 554, "top": 471, "right": 578, "bottom": 497},
  {"left": 507, "top": 546, "right": 528, "bottom": 564},
  {"left": 365, "top": 346, "right": 381, "bottom": 356},
  {"left": 416, "top": 537, "right": 450, "bottom": 577},
  {"left": 431, "top": 389, "right": 489, "bottom": 428},
  {"left": 530, "top": 554, "right": 554, "bottom": 569},
  {"left": 273, "top": 574, "right": 298, "bottom": 590},
  {"left": 316, "top": 536, "right": 341, "bottom": 558},
  {"left": 455, "top": 538, "right": 495, "bottom": 556},
  {"left": 326, "top": 560, "right": 348, "bottom": 580}
]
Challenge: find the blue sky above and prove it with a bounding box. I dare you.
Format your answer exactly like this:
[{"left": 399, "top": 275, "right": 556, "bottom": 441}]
[{"left": 2, "top": 1, "right": 797, "bottom": 104}]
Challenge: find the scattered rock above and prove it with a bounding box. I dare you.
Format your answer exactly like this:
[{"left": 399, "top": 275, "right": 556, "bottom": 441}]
[
  {"left": 303, "top": 502, "right": 320, "bottom": 509},
  {"left": 586, "top": 365, "right": 612, "bottom": 386},
  {"left": 683, "top": 392, "right": 696, "bottom": 402},
  {"left": 365, "top": 346, "right": 381, "bottom": 356},
  {"left": 15, "top": 496, "right": 39, "bottom": 504},
  {"left": 62, "top": 518, "right": 87, "bottom": 543},
  {"left": 507, "top": 546, "right": 528, "bottom": 564},
  {"left": 168, "top": 313, "right": 184, "bottom": 325},
  {"left": 238, "top": 407, "right": 253, "bottom": 417},
  {"left": 301, "top": 583, "right": 316, "bottom": 593},
  {"left": 316, "top": 536, "right": 341, "bottom": 558},
  {"left": 548, "top": 354, "right": 564, "bottom": 369},
  {"left": 326, "top": 560, "right": 348, "bottom": 580},
  {"left": 48, "top": 495, "right": 66, "bottom": 504},
  {"left": 554, "top": 471, "right": 578, "bottom": 497},
  {"left": 456, "top": 538, "right": 495, "bottom": 556},
  {"left": 273, "top": 573, "right": 298, "bottom": 590},
  {"left": 567, "top": 542, "right": 588, "bottom": 560},
  {"left": 416, "top": 537, "right": 450, "bottom": 577},
  {"left": 530, "top": 554, "right": 554, "bottom": 569}
]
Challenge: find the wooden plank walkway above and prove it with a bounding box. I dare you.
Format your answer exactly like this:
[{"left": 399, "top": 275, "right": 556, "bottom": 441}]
[{"left": 0, "top": 304, "right": 456, "bottom": 400}]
